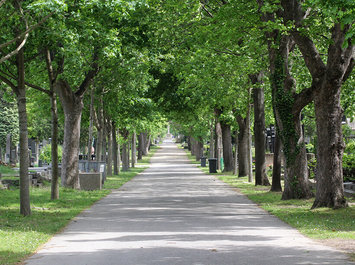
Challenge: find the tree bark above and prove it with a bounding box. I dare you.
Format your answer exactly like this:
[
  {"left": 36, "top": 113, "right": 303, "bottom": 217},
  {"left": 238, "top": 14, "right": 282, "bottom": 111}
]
[
  {"left": 142, "top": 132, "right": 148, "bottom": 155},
  {"left": 270, "top": 131, "right": 282, "bottom": 192},
  {"left": 87, "top": 86, "right": 94, "bottom": 164},
  {"left": 209, "top": 119, "right": 215, "bottom": 158},
  {"left": 16, "top": 45, "right": 31, "bottom": 216},
  {"left": 94, "top": 96, "right": 104, "bottom": 161},
  {"left": 121, "top": 129, "right": 129, "bottom": 171},
  {"left": 138, "top": 132, "right": 143, "bottom": 160},
  {"left": 313, "top": 76, "right": 347, "bottom": 208},
  {"left": 144, "top": 133, "right": 151, "bottom": 155},
  {"left": 43, "top": 48, "right": 61, "bottom": 200},
  {"left": 246, "top": 103, "right": 253, "bottom": 183},
  {"left": 250, "top": 73, "right": 270, "bottom": 186},
  {"left": 221, "top": 121, "right": 234, "bottom": 172},
  {"left": 56, "top": 80, "right": 83, "bottom": 189},
  {"left": 236, "top": 115, "right": 249, "bottom": 177},
  {"left": 112, "top": 122, "right": 118, "bottom": 175},
  {"left": 195, "top": 138, "right": 203, "bottom": 161},
  {"left": 106, "top": 117, "right": 113, "bottom": 176},
  {"left": 270, "top": 35, "right": 312, "bottom": 200},
  {"left": 191, "top": 137, "right": 196, "bottom": 156},
  {"left": 131, "top": 131, "right": 137, "bottom": 167},
  {"left": 117, "top": 129, "right": 121, "bottom": 174},
  {"left": 214, "top": 111, "right": 223, "bottom": 170},
  {"left": 50, "top": 89, "right": 59, "bottom": 199},
  {"left": 233, "top": 130, "right": 238, "bottom": 175}
]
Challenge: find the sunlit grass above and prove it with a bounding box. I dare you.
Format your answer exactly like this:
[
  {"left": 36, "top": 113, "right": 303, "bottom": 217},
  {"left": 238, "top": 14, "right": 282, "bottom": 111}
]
[
  {"left": 0, "top": 146, "right": 159, "bottom": 264},
  {"left": 184, "top": 149, "right": 355, "bottom": 241}
]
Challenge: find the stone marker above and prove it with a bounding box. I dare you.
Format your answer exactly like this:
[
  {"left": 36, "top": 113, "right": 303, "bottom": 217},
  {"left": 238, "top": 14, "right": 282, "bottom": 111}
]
[
  {"left": 79, "top": 172, "right": 102, "bottom": 191},
  {"left": 5, "top": 134, "right": 11, "bottom": 164}
]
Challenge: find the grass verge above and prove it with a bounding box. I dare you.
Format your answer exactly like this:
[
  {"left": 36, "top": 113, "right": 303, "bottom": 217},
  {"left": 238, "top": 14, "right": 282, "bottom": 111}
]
[
  {"left": 183, "top": 148, "right": 355, "bottom": 251},
  {"left": 0, "top": 146, "right": 159, "bottom": 265}
]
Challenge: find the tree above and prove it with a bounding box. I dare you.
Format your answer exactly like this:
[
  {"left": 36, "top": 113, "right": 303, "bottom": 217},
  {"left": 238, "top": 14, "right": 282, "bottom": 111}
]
[{"left": 280, "top": 0, "right": 354, "bottom": 208}]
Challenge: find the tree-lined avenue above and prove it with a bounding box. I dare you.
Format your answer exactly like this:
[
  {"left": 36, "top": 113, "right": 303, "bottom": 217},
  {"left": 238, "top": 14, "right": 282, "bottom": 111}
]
[{"left": 25, "top": 140, "right": 353, "bottom": 265}]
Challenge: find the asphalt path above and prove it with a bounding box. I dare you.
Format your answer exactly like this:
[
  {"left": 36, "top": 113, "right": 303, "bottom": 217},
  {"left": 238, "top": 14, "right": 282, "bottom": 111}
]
[{"left": 26, "top": 139, "right": 353, "bottom": 265}]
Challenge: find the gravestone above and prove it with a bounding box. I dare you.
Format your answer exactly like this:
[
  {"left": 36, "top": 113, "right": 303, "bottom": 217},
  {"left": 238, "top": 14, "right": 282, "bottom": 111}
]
[
  {"left": 28, "top": 138, "right": 38, "bottom": 165},
  {"left": 79, "top": 172, "right": 102, "bottom": 190},
  {"left": 5, "top": 134, "right": 11, "bottom": 164}
]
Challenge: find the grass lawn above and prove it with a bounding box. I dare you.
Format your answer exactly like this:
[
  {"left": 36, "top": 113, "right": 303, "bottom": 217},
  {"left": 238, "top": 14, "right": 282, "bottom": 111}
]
[{"left": 0, "top": 146, "right": 159, "bottom": 265}]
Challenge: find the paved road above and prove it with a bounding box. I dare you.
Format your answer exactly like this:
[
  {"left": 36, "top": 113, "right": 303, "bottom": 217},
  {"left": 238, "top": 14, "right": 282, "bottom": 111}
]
[{"left": 26, "top": 140, "right": 353, "bottom": 265}]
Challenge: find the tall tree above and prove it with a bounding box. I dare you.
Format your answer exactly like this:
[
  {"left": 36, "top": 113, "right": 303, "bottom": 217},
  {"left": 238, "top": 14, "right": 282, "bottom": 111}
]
[
  {"left": 250, "top": 73, "right": 270, "bottom": 186},
  {"left": 280, "top": 0, "right": 354, "bottom": 208}
]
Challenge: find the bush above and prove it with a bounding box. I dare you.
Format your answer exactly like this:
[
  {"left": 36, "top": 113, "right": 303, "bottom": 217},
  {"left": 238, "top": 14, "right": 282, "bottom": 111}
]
[
  {"left": 343, "top": 140, "right": 355, "bottom": 183},
  {"left": 39, "top": 144, "right": 62, "bottom": 164},
  {"left": 307, "top": 157, "right": 317, "bottom": 179}
]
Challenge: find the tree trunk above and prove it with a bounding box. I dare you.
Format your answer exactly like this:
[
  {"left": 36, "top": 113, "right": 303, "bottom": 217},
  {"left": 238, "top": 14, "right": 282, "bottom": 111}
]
[
  {"left": 87, "top": 86, "right": 94, "bottom": 164},
  {"left": 102, "top": 117, "right": 107, "bottom": 166},
  {"left": 144, "top": 134, "right": 151, "bottom": 155},
  {"left": 248, "top": 114, "right": 253, "bottom": 183},
  {"left": 270, "top": 35, "right": 312, "bottom": 200},
  {"left": 16, "top": 46, "right": 31, "bottom": 216},
  {"left": 270, "top": 131, "right": 282, "bottom": 192},
  {"left": 112, "top": 122, "right": 118, "bottom": 175},
  {"left": 187, "top": 136, "right": 191, "bottom": 151},
  {"left": 117, "top": 129, "right": 121, "bottom": 174},
  {"left": 131, "top": 131, "right": 136, "bottom": 167},
  {"left": 121, "top": 129, "right": 129, "bottom": 171},
  {"left": 251, "top": 73, "right": 270, "bottom": 186},
  {"left": 191, "top": 137, "right": 195, "bottom": 156},
  {"left": 56, "top": 81, "right": 83, "bottom": 189},
  {"left": 209, "top": 119, "right": 215, "bottom": 158},
  {"left": 281, "top": 4, "right": 352, "bottom": 207},
  {"left": 215, "top": 112, "right": 223, "bottom": 170},
  {"left": 237, "top": 115, "right": 249, "bottom": 177},
  {"left": 95, "top": 97, "right": 104, "bottom": 161},
  {"left": 142, "top": 132, "right": 148, "bottom": 155},
  {"left": 44, "top": 48, "right": 60, "bottom": 200},
  {"left": 195, "top": 138, "right": 203, "bottom": 161},
  {"left": 138, "top": 132, "right": 143, "bottom": 160},
  {"left": 50, "top": 90, "right": 59, "bottom": 199},
  {"left": 233, "top": 130, "right": 238, "bottom": 175},
  {"left": 221, "top": 122, "right": 234, "bottom": 172},
  {"left": 106, "top": 118, "right": 113, "bottom": 176},
  {"left": 279, "top": 112, "right": 312, "bottom": 199},
  {"left": 312, "top": 81, "right": 347, "bottom": 208}
]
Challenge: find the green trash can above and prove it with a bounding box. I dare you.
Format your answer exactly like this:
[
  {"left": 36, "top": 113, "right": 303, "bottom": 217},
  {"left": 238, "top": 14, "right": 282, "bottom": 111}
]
[{"left": 208, "top": 158, "right": 217, "bottom": 173}]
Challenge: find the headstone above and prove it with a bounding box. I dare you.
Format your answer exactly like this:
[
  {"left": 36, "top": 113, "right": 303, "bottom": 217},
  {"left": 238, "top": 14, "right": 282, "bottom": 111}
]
[
  {"left": 79, "top": 172, "right": 102, "bottom": 190},
  {"left": 10, "top": 148, "right": 17, "bottom": 164},
  {"left": 5, "top": 134, "right": 11, "bottom": 163}
]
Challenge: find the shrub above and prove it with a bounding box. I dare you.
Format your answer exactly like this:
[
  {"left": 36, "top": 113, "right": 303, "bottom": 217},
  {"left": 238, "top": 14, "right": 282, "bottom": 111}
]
[
  {"left": 343, "top": 140, "right": 355, "bottom": 183},
  {"left": 39, "top": 144, "right": 62, "bottom": 164}
]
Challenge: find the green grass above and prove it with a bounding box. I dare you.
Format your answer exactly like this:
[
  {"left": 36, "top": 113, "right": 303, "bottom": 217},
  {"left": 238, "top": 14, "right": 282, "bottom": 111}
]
[
  {"left": 183, "top": 149, "right": 355, "bottom": 241},
  {"left": 0, "top": 165, "right": 16, "bottom": 175},
  {"left": 0, "top": 146, "right": 160, "bottom": 265},
  {"left": 216, "top": 175, "right": 355, "bottom": 240},
  {"left": 136, "top": 145, "right": 160, "bottom": 164}
]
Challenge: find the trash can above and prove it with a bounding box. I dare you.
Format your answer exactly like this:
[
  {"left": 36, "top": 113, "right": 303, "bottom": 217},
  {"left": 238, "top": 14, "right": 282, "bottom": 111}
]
[
  {"left": 201, "top": 157, "right": 207, "bottom": 167},
  {"left": 208, "top": 158, "right": 217, "bottom": 173}
]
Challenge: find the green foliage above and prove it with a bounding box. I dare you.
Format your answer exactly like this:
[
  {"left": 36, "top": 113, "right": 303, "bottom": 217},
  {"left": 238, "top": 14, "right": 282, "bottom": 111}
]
[
  {"left": 0, "top": 94, "right": 19, "bottom": 149},
  {"left": 0, "top": 165, "right": 16, "bottom": 174},
  {"left": 343, "top": 140, "right": 355, "bottom": 182},
  {"left": 307, "top": 157, "right": 317, "bottom": 179},
  {"left": 39, "top": 144, "right": 62, "bottom": 164}
]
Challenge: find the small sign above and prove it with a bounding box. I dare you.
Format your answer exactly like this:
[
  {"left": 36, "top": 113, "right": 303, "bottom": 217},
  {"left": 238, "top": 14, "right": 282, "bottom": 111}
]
[{"left": 99, "top": 164, "right": 105, "bottom": 173}]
